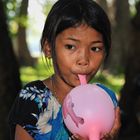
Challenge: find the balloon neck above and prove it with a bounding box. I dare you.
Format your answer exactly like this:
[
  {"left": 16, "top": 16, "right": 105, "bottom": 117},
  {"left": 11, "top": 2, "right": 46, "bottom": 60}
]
[
  {"left": 78, "top": 74, "right": 87, "bottom": 85},
  {"left": 88, "top": 131, "right": 100, "bottom": 140}
]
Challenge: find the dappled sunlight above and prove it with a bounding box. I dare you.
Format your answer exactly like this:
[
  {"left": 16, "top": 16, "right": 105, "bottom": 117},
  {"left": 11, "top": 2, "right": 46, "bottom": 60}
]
[{"left": 20, "top": 58, "right": 54, "bottom": 85}]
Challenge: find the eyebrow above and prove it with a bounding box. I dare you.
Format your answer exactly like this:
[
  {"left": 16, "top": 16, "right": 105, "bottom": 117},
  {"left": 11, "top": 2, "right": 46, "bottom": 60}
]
[
  {"left": 66, "top": 36, "right": 103, "bottom": 44},
  {"left": 91, "top": 40, "right": 104, "bottom": 44},
  {"left": 66, "top": 36, "right": 80, "bottom": 42}
]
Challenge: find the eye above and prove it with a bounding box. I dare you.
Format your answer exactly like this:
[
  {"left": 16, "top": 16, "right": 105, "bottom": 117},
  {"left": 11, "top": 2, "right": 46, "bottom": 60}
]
[
  {"left": 65, "top": 44, "right": 75, "bottom": 50},
  {"left": 91, "top": 47, "right": 102, "bottom": 52}
]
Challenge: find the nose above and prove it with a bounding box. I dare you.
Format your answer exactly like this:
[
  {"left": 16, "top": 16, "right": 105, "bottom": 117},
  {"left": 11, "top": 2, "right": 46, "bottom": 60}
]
[
  {"left": 76, "top": 50, "right": 89, "bottom": 67},
  {"left": 77, "top": 58, "right": 89, "bottom": 66}
]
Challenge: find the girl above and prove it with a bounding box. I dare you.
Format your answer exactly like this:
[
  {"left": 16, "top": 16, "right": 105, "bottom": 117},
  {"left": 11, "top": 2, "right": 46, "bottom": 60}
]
[{"left": 9, "top": 0, "right": 121, "bottom": 139}]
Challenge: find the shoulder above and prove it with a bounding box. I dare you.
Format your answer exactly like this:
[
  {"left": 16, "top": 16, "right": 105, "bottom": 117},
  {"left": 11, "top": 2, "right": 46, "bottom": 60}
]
[
  {"left": 23, "top": 80, "right": 47, "bottom": 91},
  {"left": 19, "top": 80, "right": 50, "bottom": 99},
  {"left": 19, "top": 80, "right": 53, "bottom": 111}
]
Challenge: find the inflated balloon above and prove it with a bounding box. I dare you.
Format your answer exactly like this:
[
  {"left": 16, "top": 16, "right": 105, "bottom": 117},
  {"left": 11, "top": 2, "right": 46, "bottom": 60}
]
[{"left": 62, "top": 75, "right": 118, "bottom": 140}]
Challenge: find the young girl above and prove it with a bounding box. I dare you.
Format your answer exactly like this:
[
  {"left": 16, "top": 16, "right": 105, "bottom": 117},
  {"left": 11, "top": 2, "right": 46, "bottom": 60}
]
[{"left": 9, "top": 0, "right": 121, "bottom": 139}]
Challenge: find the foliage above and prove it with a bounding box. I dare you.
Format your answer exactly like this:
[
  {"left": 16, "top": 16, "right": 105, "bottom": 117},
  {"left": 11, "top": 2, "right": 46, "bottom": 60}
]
[
  {"left": 42, "top": 0, "right": 55, "bottom": 15},
  {"left": 4, "top": 0, "right": 22, "bottom": 35},
  {"left": 20, "top": 58, "right": 54, "bottom": 85}
]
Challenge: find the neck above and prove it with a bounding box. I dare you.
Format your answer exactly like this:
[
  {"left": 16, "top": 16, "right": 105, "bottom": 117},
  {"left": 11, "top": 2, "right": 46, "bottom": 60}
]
[
  {"left": 49, "top": 74, "right": 73, "bottom": 104},
  {"left": 52, "top": 74, "right": 72, "bottom": 95}
]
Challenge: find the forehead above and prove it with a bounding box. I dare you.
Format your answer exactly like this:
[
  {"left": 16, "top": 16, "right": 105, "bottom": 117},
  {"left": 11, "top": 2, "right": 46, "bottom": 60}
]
[{"left": 56, "top": 24, "right": 103, "bottom": 42}]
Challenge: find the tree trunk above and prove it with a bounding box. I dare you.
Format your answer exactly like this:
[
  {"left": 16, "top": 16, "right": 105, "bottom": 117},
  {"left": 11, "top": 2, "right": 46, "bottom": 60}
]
[
  {"left": 105, "top": 0, "right": 130, "bottom": 74},
  {"left": 96, "top": 0, "right": 108, "bottom": 13},
  {"left": 17, "top": 0, "right": 35, "bottom": 66},
  {"left": 119, "top": 2, "right": 140, "bottom": 139},
  {"left": 0, "top": 0, "right": 21, "bottom": 139}
]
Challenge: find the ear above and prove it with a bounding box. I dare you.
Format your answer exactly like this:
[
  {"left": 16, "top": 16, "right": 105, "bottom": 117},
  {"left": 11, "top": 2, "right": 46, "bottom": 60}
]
[{"left": 43, "top": 40, "right": 52, "bottom": 58}]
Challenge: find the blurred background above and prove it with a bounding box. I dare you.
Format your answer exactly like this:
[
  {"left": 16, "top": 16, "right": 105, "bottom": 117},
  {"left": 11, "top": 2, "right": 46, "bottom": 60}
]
[{"left": 0, "top": 0, "right": 140, "bottom": 139}]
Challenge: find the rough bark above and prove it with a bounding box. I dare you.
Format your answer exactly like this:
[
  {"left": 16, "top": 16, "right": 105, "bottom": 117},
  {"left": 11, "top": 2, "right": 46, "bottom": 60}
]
[
  {"left": 105, "top": 0, "right": 130, "bottom": 74},
  {"left": 17, "top": 0, "right": 35, "bottom": 66}
]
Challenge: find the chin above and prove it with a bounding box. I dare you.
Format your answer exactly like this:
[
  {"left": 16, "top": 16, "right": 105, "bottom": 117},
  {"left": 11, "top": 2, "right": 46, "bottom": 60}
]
[{"left": 74, "top": 81, "right": 81, "bottom": 87}]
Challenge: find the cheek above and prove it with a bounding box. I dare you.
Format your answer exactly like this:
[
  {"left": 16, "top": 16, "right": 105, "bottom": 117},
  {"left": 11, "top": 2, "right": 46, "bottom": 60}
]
[
  {"left": 56, "top": 53, "right": 72, "bottom": 71},
  {"left": 91, "top": 54, "right": 105, "bottom": 67}
]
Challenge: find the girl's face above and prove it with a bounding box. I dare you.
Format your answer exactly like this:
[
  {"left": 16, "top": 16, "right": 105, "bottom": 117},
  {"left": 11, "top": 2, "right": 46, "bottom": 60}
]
[{"left": 53, "top": 24, "right": 105, "bottom": 88}]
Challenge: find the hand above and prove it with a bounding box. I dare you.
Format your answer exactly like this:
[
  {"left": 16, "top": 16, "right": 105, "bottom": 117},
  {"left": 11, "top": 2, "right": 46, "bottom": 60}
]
[{"left": 101, "top": 107, "right": 121, "bottom": 140}]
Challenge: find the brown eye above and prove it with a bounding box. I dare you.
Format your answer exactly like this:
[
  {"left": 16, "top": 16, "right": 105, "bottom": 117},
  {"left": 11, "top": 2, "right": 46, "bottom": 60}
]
[
  {"left": 65, "top": 44, "right": 75, "bottom": 50},
  {"left": 91, "top": 47, "right": 101, "bottom": 52}
]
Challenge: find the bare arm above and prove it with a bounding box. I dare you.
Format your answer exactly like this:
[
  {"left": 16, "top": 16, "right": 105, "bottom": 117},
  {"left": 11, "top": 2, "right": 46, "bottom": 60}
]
[{"left": 15, "top": 124, "right": 33, "bottom": 140}]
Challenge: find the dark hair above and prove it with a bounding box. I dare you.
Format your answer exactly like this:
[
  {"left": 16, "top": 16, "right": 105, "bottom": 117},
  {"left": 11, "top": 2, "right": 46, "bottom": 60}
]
[{"left": 41, "top": 0, "right": 111, "bottom": 60}]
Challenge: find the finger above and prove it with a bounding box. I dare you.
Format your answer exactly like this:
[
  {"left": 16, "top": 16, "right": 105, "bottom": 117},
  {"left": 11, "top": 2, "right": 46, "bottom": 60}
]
[
  {"left": 71, "top": 134, "right": 79, "bottom": 140},
  {"left": 71, "top": 134, "right": 87, "bottom": 140},
  {"left": 100, "top": 133, "right": 113, "bottom": 140}
]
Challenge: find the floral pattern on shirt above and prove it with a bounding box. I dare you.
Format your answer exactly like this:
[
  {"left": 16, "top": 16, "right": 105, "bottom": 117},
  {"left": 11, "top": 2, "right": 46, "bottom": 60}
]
[{"left": 9, "top": 80, "right": 70, "bottom": 140}]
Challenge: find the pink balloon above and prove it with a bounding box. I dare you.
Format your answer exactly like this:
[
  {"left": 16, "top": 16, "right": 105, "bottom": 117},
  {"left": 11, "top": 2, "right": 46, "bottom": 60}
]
[{"left": 62, "top": 84, "right": 117, "bottom": 140}]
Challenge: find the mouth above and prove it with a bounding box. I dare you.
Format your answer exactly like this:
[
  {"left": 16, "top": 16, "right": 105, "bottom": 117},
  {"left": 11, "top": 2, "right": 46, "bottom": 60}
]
[
  {"left": 73, "top": 73, "right": 88, "bottom": 85},
  {"left": 78, "top": 74, "right": 87, "bottom": 84},
  {"left": 72, "top": 72, "right": 91, "bottom": 85}
]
